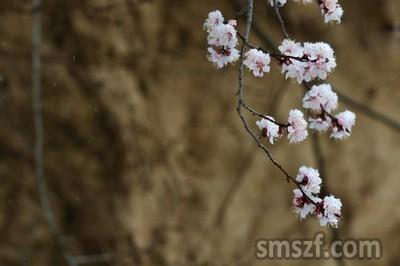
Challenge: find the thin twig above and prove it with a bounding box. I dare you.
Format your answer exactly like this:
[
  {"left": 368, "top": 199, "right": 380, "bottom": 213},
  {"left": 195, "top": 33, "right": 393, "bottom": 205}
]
[
  {"left": 236, "top": 31, "right": 313, "bottom": 63},
  {"left": 269, "top": 5, "right": 346, "bottom": 264},
  {"left": 236, "top": 0, "right": 291, "bottom": 180},
  {"left": 74, "top": 253, "right": 113, "bottom": 264},
  {"left": 32, "top": 0, "right": 52, "bottom": 234},
  {"left": 273, "top": 0, "right": 290, "bottom": 39},
  {"left": 243, "top": 1, "right": 400, "bottom": 133},
  {"left": 311, "top": 134, "right": 345, "bottom": 266},
  {"left": 214, "top": 149, "right": 258, "bottom": 226},
  {"left": 270, "top": 9, "right": 349, "bottom": 261},
  {"left": 31, "top": 1, "right": 77, "bottom": 265},
  {"left": 336, "top": 90, "right": 400, "bottom": 132},
  {"left": 242, "top": 103, "right": 290, "bottom": 127},
  {"left": 232, "top": 0, "right": 277, "bottom": 52},
  {"left": 235, "top": 0, "right": 320, "bottom": 208},
  {"left": 231, "top": 0, "right": 278, "bottom": 53},
  {"left": 310, "top": 134, "right": 326, "bottom": 195}
]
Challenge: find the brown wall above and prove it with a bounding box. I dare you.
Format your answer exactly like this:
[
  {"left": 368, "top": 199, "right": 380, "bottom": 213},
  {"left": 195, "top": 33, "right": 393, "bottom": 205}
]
[{"left": 0, "top": 0, "right": 399, "bottom": 265}]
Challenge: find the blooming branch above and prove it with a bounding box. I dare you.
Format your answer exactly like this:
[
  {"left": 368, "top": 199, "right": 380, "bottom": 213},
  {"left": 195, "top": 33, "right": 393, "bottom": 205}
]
[{"left": 204, "top": 0, "right": 352, "bottom": 228}]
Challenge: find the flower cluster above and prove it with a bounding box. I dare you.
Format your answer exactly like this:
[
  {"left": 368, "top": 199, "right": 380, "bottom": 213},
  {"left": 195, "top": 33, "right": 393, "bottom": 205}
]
[
  {"left": 255, "top": 85, "right": 355, "bottom": 143},
  {"left": 287, "top": 109, "right": 308, "bottom": 143},
  {"left": 293, "top": 0, "right": 343, "bottom": 23},
  {"left": 256, "top": 116, "right": 281, "bottom": 144},
  {"left": 256, "top": 109, "right": 308, "bottom": 145},
  {"left": 272, "top": 0, "right": 343, "bottom": 24},
  {"left": 303, "top": 84, "right": 356, "bottom": 140},
  {"left": 267, "top": 0, "right": 287, "bottom": 7},
  {"left": 203, "top": 14, "right": 337, "bottom": 83},
  {"left": 296, "top": 166, "right": 321, "bottom": 194},
  {"left": 205, "top": 0, "right": 350, "bottom": 229},
  {"left": 293, "top": 166, "right": 342, "bottom": 227},
  {"left": 279, "top": 39, "right": 336, "bottom": 83},
  {"left": 303, "top": 83, "right": 338, "bottom": 113},
  {"left": 319, "top": 0, "right": 344, "bottom": 24},
  {"left": 243, "top": 49, "right": 271, "bottom": 77},
  {"left": 317, "top": 195, "right": 342, "bottom": 227},
  {"left": 204, "top": 11, "right": 239, "bottom": 68},
  {"left": 330, "top": 110, "right": 356, "bottom": 140}
]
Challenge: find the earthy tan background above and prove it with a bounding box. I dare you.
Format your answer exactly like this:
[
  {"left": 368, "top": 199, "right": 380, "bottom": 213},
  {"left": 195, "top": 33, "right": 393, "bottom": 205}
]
[{"left": 0, "top": 0, "right": 399, "bottom": 265}]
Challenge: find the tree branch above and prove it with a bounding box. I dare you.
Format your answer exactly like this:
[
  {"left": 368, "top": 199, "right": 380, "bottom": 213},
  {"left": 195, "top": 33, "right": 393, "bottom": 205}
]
[
  {"left": 236, "top": 0, "right": 400, "bottom": 133},
  {"left": 235, "top": 0, "right": 320, "bottom": 208},
  {"left": 31, "top": 1, "right": 78, "bottom": 265},
  {"left": 336, "top": 90, "right": 400, "bottom": 132},
  {"left": 273, "top": 0, "right": 290, "bottom": 39}
]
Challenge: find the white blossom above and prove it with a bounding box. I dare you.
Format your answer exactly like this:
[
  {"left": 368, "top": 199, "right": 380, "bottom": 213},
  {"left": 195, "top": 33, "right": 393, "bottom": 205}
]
[
  {"left": 320, "top": 0, "right": 343, "bottom": 24},
  {"left": 244, "top": 49, "right": 271, "bottom": 77},
  {"left": 207, "top": 23, "right": 238, "bottom": 48},
  {"left": 317, "top": 195, "right": 342, "bottom": 227},
  {"left": 203, "top": 10, "right": 224, "bottom": 32},
  {"left": 207, "top": 47, "right": 239, "bottom": 69},
  {"left": 293, "top": 0, "right": 343, "bottom": 24},
  {"left": 256, "top": 116, "right": 281, "bottom": 144},
  {"left": 296, "top": 166, "right": 322, "bottom": 194},
  {"left": 287, "top": 109, "right": 308, "bottom": 143},
  {"left": 303, "top": 84, "right": 338, "bottom": 113},
  {"left": 281, "top": 62, "right": 307, "bottom": 84},
  {"left": 204, "top": 7, "right": 347, "bottom": 228},
  {"left": 279, "top": 39, "right": 303, "bottom": 58},
  {"left": 302, "top": 42, "right": 337, "bottom": 81},
  {"left": 330, "top": 110, "right": 356, "bottom": 140},
  {"left": 227, "top": 19, "right": 237, "bottom": 27},
  {"left": 293, "top": 0, "right": 313, "bottom": 4},
  {"left": 267, "top": 0, "right": 287, "bottom": 7},
  {"left": 309, "top": 116, "right": 332, "bottom": 132},
  {"left": 292, "top": 189, "right": 320, "bottom": 219},
  {"left": 279, "top": 40, "right": 336, "bottom": 83},
  {"left": 204, "top": 11, "right": 239, "bottom": 69}
]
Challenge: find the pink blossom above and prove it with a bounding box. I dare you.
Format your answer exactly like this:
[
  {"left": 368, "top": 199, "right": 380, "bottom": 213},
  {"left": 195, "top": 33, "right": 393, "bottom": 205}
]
[
  {"left": 256, "top": 116, "right": 281, "bottom": 144},
  {"left": 292, "top": 189, "right": 320, "bottom": 219},
  {"left": 203, "top": 10, "right": 224, "bottom": 32},
  {"left": 330, "top": 110, "right": 356, "bottom": 140},
  {"left": 279, "top": 40, "right": 336, "bottom": 83},
  {"left": 278, "top": 39, "right": 303, "bottom": 58},
  {"left": 207, "top": 47, "right": 239, "bottom": 69},
  {"left": 287, "top": 109, "right": 308, "bottom": 143},
  {"left": 309, "top": 116, "right": 332, "bottom": 132},
  {"left": 296, "top": 166, "right": 322, "bottom": 194},
  {"left": 316, "top": 195, "right": 342, "bottom": 227},
  {"left": 267, "top": 0, "right": 287, "bottom": 7},
  {"left": 244, "top": 49, "right": 271, "bottom": 77},
  {"left": 303, "top": 84, "right": 338, "bottom": 113},
  {"left": 204, "top": 11, "right": 239, "bottom": 68},
  {"left": 320, "top": 0, "right": 343, "bottom": 23}
]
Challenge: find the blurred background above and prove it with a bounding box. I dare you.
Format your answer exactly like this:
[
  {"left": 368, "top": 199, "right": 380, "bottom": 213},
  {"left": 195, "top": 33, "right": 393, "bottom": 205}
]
[{"left": 0, "top": 0, "right": 399, "bottom": 265}]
